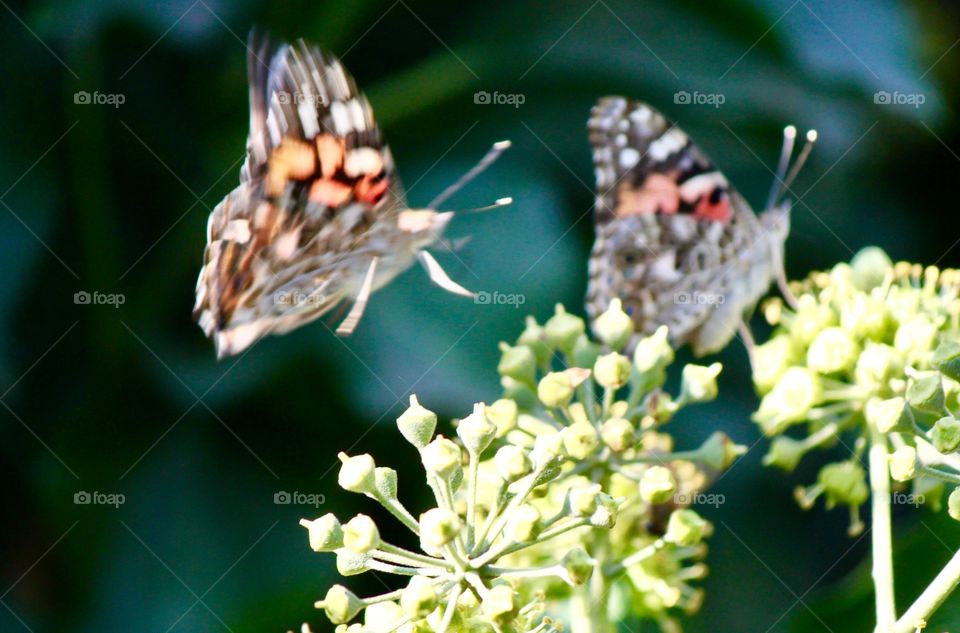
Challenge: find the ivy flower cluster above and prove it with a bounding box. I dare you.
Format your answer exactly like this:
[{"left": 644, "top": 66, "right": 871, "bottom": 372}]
[
  {"left": 298, "top": 302, "right": 742, "bottom": 633},
  {"left": 752, "top": 247, "right": 960, "bottom": 534}
]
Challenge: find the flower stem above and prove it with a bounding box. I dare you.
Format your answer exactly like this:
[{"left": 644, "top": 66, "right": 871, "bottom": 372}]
[
  {"left": 893, "top": 546, "right": 960, "bottom": 633},
  {"left": 869, "top": 427, "right": 896, "bottom": 632}
]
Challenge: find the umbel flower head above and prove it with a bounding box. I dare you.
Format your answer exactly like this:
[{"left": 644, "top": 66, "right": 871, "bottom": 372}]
[
  {"left": 753, "top": 247, "right": 960, "bottom": 534},
  {"left": 298, "top": 304, "right": 741, "bottom": 633}
]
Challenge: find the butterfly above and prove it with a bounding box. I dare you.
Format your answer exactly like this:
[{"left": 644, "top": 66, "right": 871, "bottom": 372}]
[
  {"left": 585, "top": 97, "right": 816, "bottom": 356},
  {"left": 194, "top": 34, "right": 510, "bottom": 358}
]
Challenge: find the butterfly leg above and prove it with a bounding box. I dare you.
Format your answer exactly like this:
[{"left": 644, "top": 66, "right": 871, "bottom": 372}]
[
  {"left": 336, "top": 257, "right": 379, "bottom": 336},
  {"left": 417, "top": 250, "right": 474, "bottom": 297},
  {"left": 738, "top": 320, "right": 757, "bottom": 367},
  {"left": 773, "top": 249, "right": 799, "bottom": 309}
]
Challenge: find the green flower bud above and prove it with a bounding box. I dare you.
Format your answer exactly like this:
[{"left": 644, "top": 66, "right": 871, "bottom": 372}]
[
  {"left": 907, "top": 373, "right": 945, "bottom": 414},
  {"left": 342, "top": 514, "right": 380, "bottom": 553},
  {"left": 589, "top": 493, "right": 620, "bottom": 528},
  {"left": 889, "top": 446, "right": 918, "bottom": 482},
  {"left": 396, "top": 395, "right": 437, "bottom": 449},
  {"left": 865, "top": 397, "right": 909, "bottom": 433},
  {"left": 494, "top": 445, "right": 532, "bottom": 481},
  {"left": 335, "top": 550, "right": 370, "bottom": 576},
  {"left": 840, "top": 295, "right": 891, "bottom": 341},
  {"left": 593, "top": 298, "right": 635, "bottom": 350},
  {"left": 508, "top": 504, "right": 542, "bottom": 542},
  {"left": 481, "top": 585, "right": 518, "bottom": 623},
  {"left": 763, "top": 436, "right": 807, "bottom": 472},
  {"left": 364, "top": 601, "right": 404, "bottom": 631},
  {"left": 698, "top": 431, "right": 744, "bottom": 471},
  {"left": 792, "top": 296, "right": 838, "bottom": 346},
  {"left": 753, "top": 367, "right": 822, "bottom": 435},
  {"left": 594, "top": 352, "right": 632, "bottom": 389},
  {"left": 949, "top": 487, "right": 960, "bottom": 521},
  {"left": 497, "top": 342, "right": 537, "bottom": 385},
  {"left": 300, "top": 514, "right": 343, "bottom": 552},
  {"left": 457, "top": 403, "right": 497, "bottom": 455},
  {"left": 400, "top": 576, "right": 438, "bottom": 619},
  {"left": 818, "top": 461, "right": 869, "bottom": 508},
  {"left": 560, "top": 546, "right": 596, "bottom": 586},
  {"left": 932, "top": 416, "right": 960, "bottom": 454},
  {"left": 850, "top": 246, "right": 892, "bottom": 291},
  {"left": 633, "top": 326, "right": 674, "bottom": 373},
  {"left": 419, "top": 508, "right": 462, "bottom": 548},
  {"left": 544, "top": 305, "right": 586, "bottom": 351},
  {"left": 807, "top": 327, "right": 859, "bottom": 374},
  {"left": 338, "top": 453, "right": 377, "bottom": 494},
  {"left": 854, "top": 343, "right": 903, "bottom": 390},
  {"left": 652, "top": 392, "right": 679, "bottom": 423},
  {"left": 600, "top": 417, "right": 636, "bottom": 452},
  {"left": 373, "top": 467, "right": 398, "bottom": 501},
  {"left": 895, "top": 317, "right": 938, "bottom": 365},
  {"left": 537, "top": 371, "right": 575, "bottom": 408},
  {"left": 318, "top": 585, "right": 363, "bottom": 624},
  {"left": 753, "top": 335, "right": 798, "bottom": 394},
  {"left": 665, "top": 509, "right": 707, "bottom": 546},
  {"left": 563, "top": 421, "right": 600, "bottom": 459},
  {"left": 934, "top": 341, "right": 960, "bottom": 383},
  {"left": 486, "top": 399, "right": 518, "bottom": 437},
  {"left": 421, "top": 435, "right": 462, "bottom": 479},
  {"left": 572, "top": 334, "right": 602, "bottom": 371},
  {"left": 568, "top": 484, "right": 602, "bottom": 517},
  {"left": 516, "top": 316, "right": 552, "bottom": 366},
  {"left": 639, "top": 466, "right": 677, "bottom": 504},
  {"left": 680, "top": 362, "right": 722, "bottom": 403}
]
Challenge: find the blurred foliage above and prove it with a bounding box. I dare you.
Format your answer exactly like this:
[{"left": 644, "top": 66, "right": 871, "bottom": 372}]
[{"left": 3, "top": 0, "right": 960, "bottom": 632}]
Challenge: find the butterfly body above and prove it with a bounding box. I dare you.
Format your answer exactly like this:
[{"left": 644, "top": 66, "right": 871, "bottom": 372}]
[
  {"left": 194, "top": 36, "right": 454, "bottom": 357},
  {"left": 586, "top": 97, "right": 793, "bottom": 355}
]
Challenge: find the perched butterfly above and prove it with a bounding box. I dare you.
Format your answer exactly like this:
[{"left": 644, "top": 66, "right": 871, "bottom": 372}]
[
  {"left": 194, "top": 34, "right": 510, "bottom": 357},
  {"left": 585, "top": 97, "right": 816, "bottom": 356}
]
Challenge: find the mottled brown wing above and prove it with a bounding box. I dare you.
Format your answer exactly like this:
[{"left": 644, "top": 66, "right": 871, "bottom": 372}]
[
  {"left": 585, "top": 97, "right": 768, "bottom": 354},
  {"left": 194, "top": 36, "right": 408, "bottom": 357}
]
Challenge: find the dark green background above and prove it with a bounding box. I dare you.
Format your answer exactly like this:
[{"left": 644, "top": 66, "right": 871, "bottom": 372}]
[{"left": 2, "top": 0, "right": 960, "bottom": 631}]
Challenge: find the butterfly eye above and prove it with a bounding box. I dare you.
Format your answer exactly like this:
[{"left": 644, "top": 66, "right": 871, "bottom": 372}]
[{"left": 623, "top": 254, "right": 636, "bottom": 264}]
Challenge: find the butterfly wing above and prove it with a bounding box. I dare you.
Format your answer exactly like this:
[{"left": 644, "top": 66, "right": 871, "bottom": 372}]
[
  {"left": 194, "top": 36, "right": 409, "bottom": 357},
  {"left": 585, "top": 97, "right": 781, "bottom": 355}
]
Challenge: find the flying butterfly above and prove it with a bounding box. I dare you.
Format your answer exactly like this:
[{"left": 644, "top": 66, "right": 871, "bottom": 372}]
[
  {"left": 194, "top": 34, "right": 510, "bottom": 357},
  {"left": 585, "top": 97, "right": 816, "bottom": 356}
]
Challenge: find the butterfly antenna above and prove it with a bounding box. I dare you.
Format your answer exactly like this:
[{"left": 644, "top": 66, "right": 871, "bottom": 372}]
[
  {"left": 771, "top": 129, "right": 818, "bottom": 207},
  {"left": 454, "top": 197, "right": 513, "bottom": 214},
  {"left": 428, "top": 140, "right": 511, "bottom": 209},
  {"left": 765, "top": 125, "right": 796, "bottom": 210}
]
